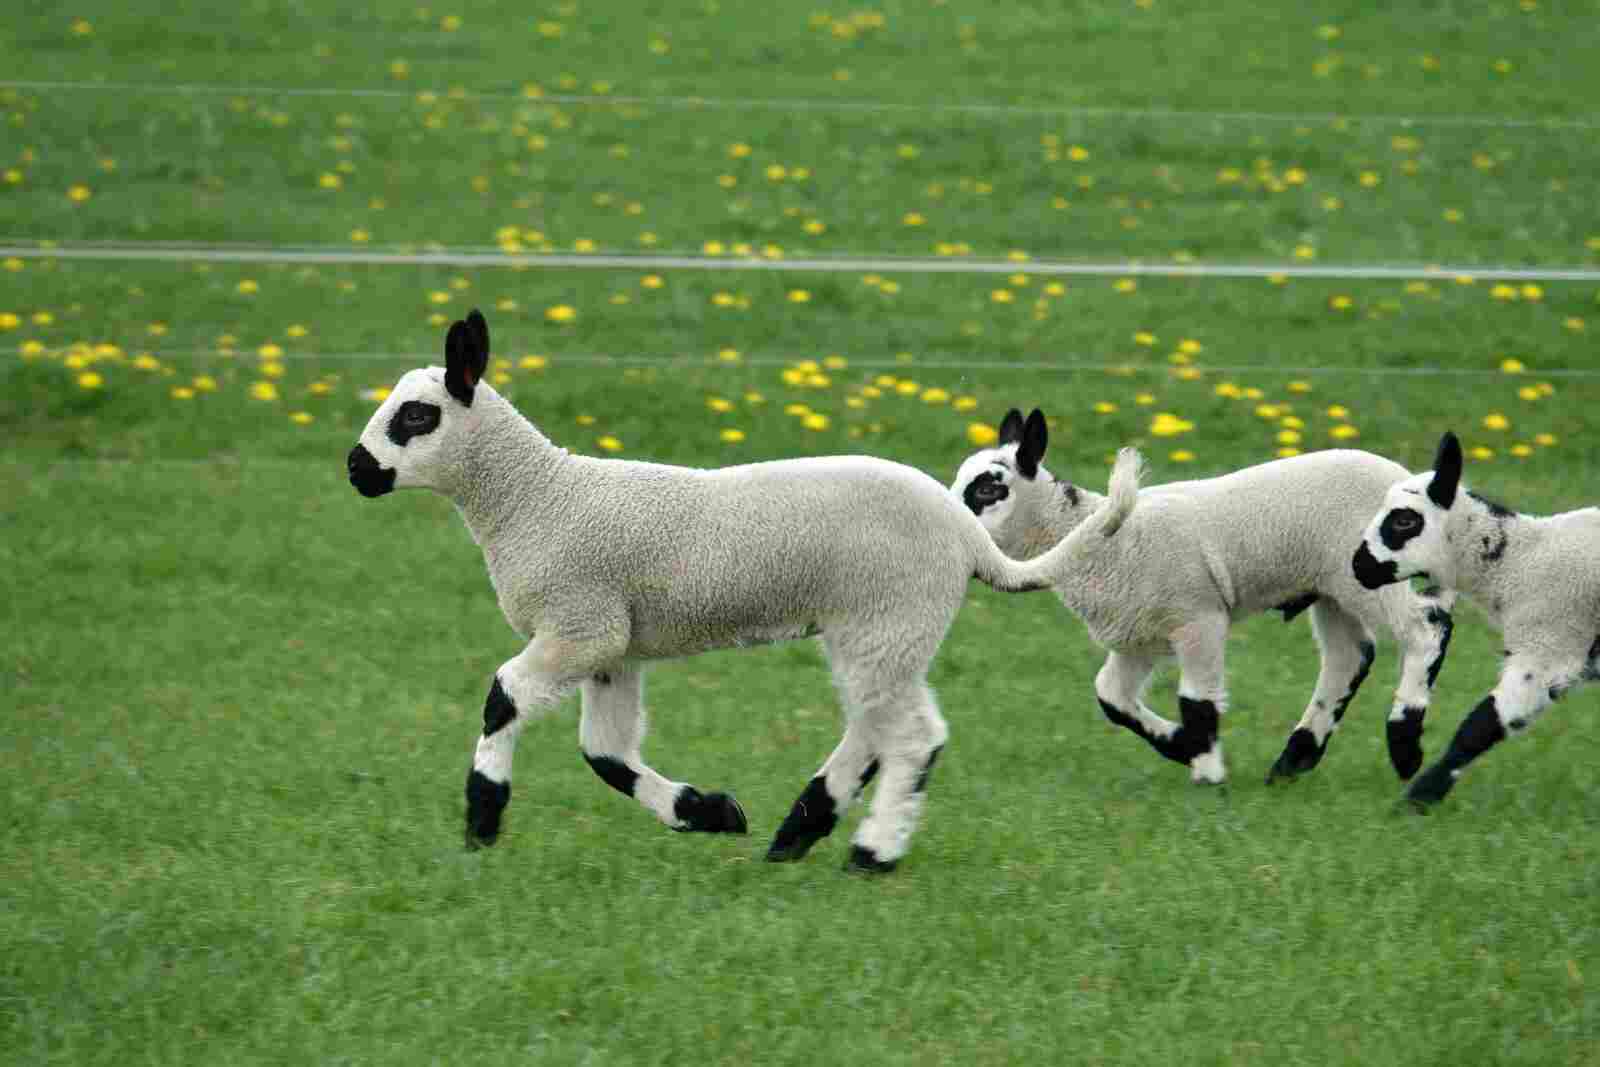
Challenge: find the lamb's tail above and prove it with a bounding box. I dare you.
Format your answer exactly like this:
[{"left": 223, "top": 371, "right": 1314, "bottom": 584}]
[{"left": 972, "top": 447, "right": 1143, "bottom": 593}]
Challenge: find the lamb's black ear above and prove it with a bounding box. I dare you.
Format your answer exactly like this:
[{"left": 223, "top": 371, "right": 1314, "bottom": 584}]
[
  {"left": 998, "top": 408, "right": 1026, "bottom": 446},
  {"left": 1016, "top": 408, "right": 1049, "bottom": 479},
  {"left": 1428, "top": 431, "right": 1462, "bottom": 509},
  {"left": 444, "top": 310, "right": 490, "bottom": 407}
]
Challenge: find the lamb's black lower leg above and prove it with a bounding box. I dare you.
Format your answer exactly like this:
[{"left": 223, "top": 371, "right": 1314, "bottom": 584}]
[
  {"left": 465, "top": 676, "right": 518, "bottom": 848},
  {"left": 1406, "top": 695, "right": 1506, "bottom": 809},
  {"left": 1268, "top": 639, "right": 1375, "bottom": 783}
]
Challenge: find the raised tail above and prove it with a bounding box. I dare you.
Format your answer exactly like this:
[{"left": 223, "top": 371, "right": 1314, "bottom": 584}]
[{"left": 972, "top": 446, "right": 1143, "bottom": 592}]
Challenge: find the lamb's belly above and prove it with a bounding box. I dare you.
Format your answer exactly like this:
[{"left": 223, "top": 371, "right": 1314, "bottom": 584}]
[{"left": 627, "top": 608, "right": 822, "bottom": 660}]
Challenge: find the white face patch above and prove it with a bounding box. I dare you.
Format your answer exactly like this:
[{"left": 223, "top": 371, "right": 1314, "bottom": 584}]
[
  {"left": 950, "top": 447, "right": 1020, "bottom": 533},
  {"left": 1355, "top": 474, "right": 1452, "bottom": 588},
  {"left": 355, "top": 367, "right": 464, "bottom": 491}
]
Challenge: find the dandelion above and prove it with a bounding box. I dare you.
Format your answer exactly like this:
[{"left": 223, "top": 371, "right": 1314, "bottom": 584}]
[
  {"left": 1044, "top": 282, "right": 1066, "bottom": 297},
  {"left": 787, "top": 290, "right": 811, "bottom": 303},
  {"left": 1490, "top": 284, "right": 1519, "bottom": 301},
  {"left": 1565, "top": 317, "right": 1587, "bottom": 332},
  {"left": 706, "top": 396, "right": 734, "bottom": 413},
  {"left": 823, "top": 355, "right": 848, "bottom": 370},
  {"left": 1469, "top": 446, "right": 1494, "bottom": 460},
  {"left": 171, "top": 386, "right": 196, "bottom": 400},
  {"left": 703, "top": 240, "right": 725, "bottom": 255},
  {"left": 1149, "top": 413, "right": 1194, "bottom": 437},
  {"left": 1169, "top": 450, "right": 1195, "bottom": 462},
  {"left": 990, "top": 289, "right": 1014, "bottom": 304},
  {"left": 0, "top": 312, "right": 18, "bottom": 330},
  {"left": 76, "top": 371, "right": 103, "bottom": 390},
  {"left": 289, "top": 411, "right": 314, "bottom": 425},
  {"left": 953, "top": 396, "right": 978, "bottom": 412},
  {"left": 894, "top": 380, "right": 920, "bottom": 396},
  {"left": 1482, "top": 412, "right": 1510, "bottom": 431},
  {"left": 1443, "top": 208, "right": 1464, "bottom": 223},
  {"left": 720, "top": 428, "right": 746, "bottom": 443},
  {"left": 1133, "top": 331, "right": 1157, "bottom": 346},
  {"left": 545, "top": 305, "right": 576, "bottom": 323},
  {"left": 1093, "top": 401, "right": 1118, "bottom": 414},
  {"left": 967, "top": 423, "right": 999, "bottom": 447},
  {"left": 921, "top": 388, "right": 950, "bottom": 405},
  {"left": 902, "top": 212, "right": 926, "bottom": 226},
  {"left": 802, "top": 413, "right": 830, "bottom": 431},
  {"left": 1535, "top": 433, "right": 1558, "bottom": 446},
  {"left": 318, "top": 172, "right": 342, "bottom": 190},
  {"left": 237, "top": 279, "right": 259, "bottom": 295},
  {"left": 1255, "top": 404, "right": 1282, "bottom": 419},
  {"left": 1509, "top": 443, "right": 1533, "bottom": 458},
  {"left": 641, "top": 275, "right": 663, "bottom": 289},
  {"left": 132, "top": 354, "right": 161, "bottom": 371},
  {"left": 1521, "top": 283, "right": 1543, "bottom": 301},
  {"left": 1113, "top": 278, "right": 1137, "bottom": 293},
  {"left": 1326, "top": 405, "right": 1349, "bottom": 418},
  {"left": 1330, "top": 424, "right": 1360, "bottom": 440},
  {"left": 1277, "top": 447, "right": 1302, "bottom": 458},
  {"left": 1277, "top": 430, "right": 1302, "bottom": 445},
  {"left": 596, "top": 435, "right": 623, "bottom": 452}
]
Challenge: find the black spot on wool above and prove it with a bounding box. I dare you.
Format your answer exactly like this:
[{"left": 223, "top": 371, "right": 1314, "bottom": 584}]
[
  {"left": 583, "top": 753, "right": 637, "bottom": 797},
  {"left": 1467, "top": 490, "right": 1514, "bottom": 519},
  {"left": 1275, "top": 592, "right": 1319, "bottom": 622},
  {"left": 481, "top": 677, "right": 516, "bottom": 736},
  {"left": 1353, "top": 542, "right": 1398, "bottom": 589}
]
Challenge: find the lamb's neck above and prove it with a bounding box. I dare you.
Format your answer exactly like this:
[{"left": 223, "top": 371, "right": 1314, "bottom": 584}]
[
  {"left": 449, "top": 391, "right": 573, "bottom": 546},
  {"left": 1015, "top": 478, "right": 1105, "bottom": 559},
  {"left": 1447, "top": 490, "right": 1542, "bottom": 605}
]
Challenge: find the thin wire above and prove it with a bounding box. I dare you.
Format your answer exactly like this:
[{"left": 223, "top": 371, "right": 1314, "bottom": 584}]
[
  {"left": 4, "top": 243, "right": 1598, "bottom": 282},
  {"left": 2, "top": 78, "right": 1596, "bottom": 131}
]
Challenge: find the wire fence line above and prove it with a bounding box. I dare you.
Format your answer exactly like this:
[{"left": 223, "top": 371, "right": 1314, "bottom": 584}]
[
  {"left": 4, "top": 78, "right": 1598, "bottom": 131},
  {"left": 5, "top": 243, "right": 1599, "bottom": 282},
  {"left": 9, "top": 346, "right": 1598, "bottom": 379}
]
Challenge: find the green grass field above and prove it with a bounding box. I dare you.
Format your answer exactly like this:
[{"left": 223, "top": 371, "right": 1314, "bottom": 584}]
[{"left": 4, "top": 3, "right": 1599, "bottom": 1064}]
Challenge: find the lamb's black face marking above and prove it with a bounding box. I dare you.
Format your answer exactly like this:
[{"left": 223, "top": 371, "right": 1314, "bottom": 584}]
[
  {"left": 1467, "top": 490, "right": 1513, "bottom": 519},
  {"left": 963, "top": 470, "right": 1009, "bottom": 514},
  {"left": 346, "top": 442, "right": 396, "bottom": 497},
  {"left": 912, "top": 745, "right": 944, "bottom": 794},
  {"left": 464, "top": 769, "right": 510, "bottom": 848},
  {"left": 385, "top": 400, "right": 442, "bottom": 446},
  {"left": 1352, "top": 542, "right": 1398, "bottom": 589},
  {"left": 855, "top": 759, "right": 880, "bottom": 797},
  {"left": 1378, "top": 507, "right": 1425, "bottom": 552},
  {"left": 1480, "top": 524, "right": 1509, "bottom": 564}
]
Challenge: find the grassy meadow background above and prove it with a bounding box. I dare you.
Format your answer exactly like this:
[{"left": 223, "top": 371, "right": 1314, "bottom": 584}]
[{"left": 4, "top": 2, "right": 1599, "bottom": 1063}]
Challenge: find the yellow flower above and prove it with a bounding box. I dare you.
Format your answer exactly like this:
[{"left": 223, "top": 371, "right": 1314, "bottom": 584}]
[
  {"left": 0, "top": 312, "right": 18, "bottom": 330},
  {"left": 1293, "top": 244, "right": 1317, "bottom": 260},
  {"left": 596, "top": 435, "right": 623, "bottom": 452},
  {"left": 1277, "top": 430, "right": 1302, "bottom": 445},
  {"left": 1214, "top": 382, "right": 1242, "bottom": 398},
  {"left": 1517, "top": 386, "right": 1540, "bottom": 401},
  {"left": 1509, "top": 443, "right": 1533, "bottom": 458},
  {"left": 67, "top": 184, "right": 92, "bottom": 203},
  {"left": 953, "top": 396, "right": 978, "bottom": 412},
  {"left": 1482, "top": 412, "right": 1510, "bottom": 431},
  {"left": 285, "top": 324, "right": 308, "bottom": 339},
  {"left": 1277, "top": 447, "right": 1302, "bottom": 458},
  {"left": 894, "top": 380, "right": 920, "bottom": 396},
  {"left": 171, "top": 386, "right": 196, "bottom": 400},
  {"left": 1093, "top": 401, "right": 1118, "bottom": 414},
  {"left": 902, "top": 212, "right": 926, "bottom": 226},
  {"left": 1281, "top": 415, "right": 1305, "bottom": 429},
  {"left": 967, "top": 423, "right": 999, "bottom": 447},
  {"left": 727, "top": 143, "right": 751, "bottom": 158},
  {"left": 1134, "top": 392, "right": 1155, "bottom": 406},
  {"left": 1565, "top": 317, "right": 1586, "bottom": 332},
  {"left": 193, "top": 375, "right": 218, "bottom": 392},
  {"left": 260, "top": 362, "right": 285, "bottom": 379},
  {"left": 318, "top": 172, "right": 342, "bottom": 190},
  {"left": 350, "top": 228, "right": 370, "bottom": 243},
  {"left": 802, "top": 413, "right": 831, "bottom": 431},
  {"left": 921, "top": 388, "right": 950, "bottom": 405},
  {"left": 1326, "top": 405, "right": 1349, "bottom": 418},
  {"left": 1149, "top": 413, "right": 1194, "bottom": 437},
  {"left": 1535, "top": 433, "right": 1558, "bottom": 447},
  {"left": 787, "top": 290, "right": 811, "bottom": 303},
  {"left": 719, "top": 428, "right": 746, "bottom": 443},
  {"left": 1520, "top": 284, "right": 1543, "bottom": 301},
  {"left": 823, "top": 355, "right": 848, "bottom": 370},
  {"left": 132, "top": 354, "right": 161, "bottom": 371},
  {"left": 574, "top": 238, "right": 597, "bottom": 253},
  {"left": 1490, "top": 284, "right": 1519, "bottom": 301},
  {"left": 258, "top": 343, "right": 284, "bottom": 359},
  {"left": 362, "top": 386, "right": 390, "bottom": 403},
  {"left": 76, "top": 371, "right": 103, "bottom": 390},
  {"left": 1287, "top": 380, "right": 1312, "bottom": 393},
  {"left": 1468, "top": 446, "right": 1494, "bottom": 460},
  {"left": 1169, "top": 450, "right": 1196, "bottom": 462},
  {"left": 744, "top": 392, "right": 766, "bottom": 406},
  {"left": 990, "top": 289, "right": 1014, "bottom": 304},
  {"left": 641, "top": 275, "right": 663, "bottom": 289},
  {"left": 1133, "top": 331, "right": 1157, "bottom": 346},
  {"left": 545, "top": 305, "right": 576, "bottom": 323},
  {"left": 1113, "top": 278, "right": 1137, "bottom": 293},
  {"left": 706, "top": 396, "right": 734, "bottom": 413},
  {"left": 1255, "top": 404, "right": 1282, "bottom": 419},
  {"left": 518, "top": 355, "right": 547, "bottom": 370},
  {"left": 1330, "top": 424, "right": 1360, "bottom": 439},
  {"left": 289, "top": 411, "right": 314, "bottom": 425},
  {"left": 250, "top": 381, "right": 279, "bottom": 401},
  {"left": 308, "top": 381, "right": 333, "bottom": 396},
  {"left": 71, "top": 18, "right": 93, "bottom": 35},
  {"left": 236, "top": 279, "right": 259, "bottom": 295}
]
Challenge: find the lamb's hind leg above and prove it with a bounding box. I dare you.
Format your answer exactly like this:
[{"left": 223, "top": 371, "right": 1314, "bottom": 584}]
[
  {"left": 1267, "top": 599, "right": 1374, "bottom": 783},
  {"left": 1379, "top": 587, "right": 1455, "bottom": 780},
  {"left": 579, "top": 666, "right": 746, "bottom": 835},
  {"left": 765, "top": 721, "right": 878, "bottom": 862},
  {"left": 845, "top": 681, "right": 948, "bottom": 873},
  {"left": 1094, "top": 649, "right": 1186, "bottom": 764}
]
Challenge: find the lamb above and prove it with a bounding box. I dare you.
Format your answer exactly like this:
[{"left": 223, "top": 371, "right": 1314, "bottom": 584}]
[
  {"left": 1353, "top": 430, "right": 1600, "bottom": 808},
  {"left": 950, "top": 408, "right": 1457, "bottom": 785},
  {"left": 344, "top": 312, "right": 1072, "bottom": 872}
]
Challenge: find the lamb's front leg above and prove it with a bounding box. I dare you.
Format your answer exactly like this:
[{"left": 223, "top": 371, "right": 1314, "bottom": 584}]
[
  {"left": 466, "top": 632, "right": 623, "bottom": 849},
  {"left": 579, "top": 666, "right": 746, "bottom": 834},
  {"left": 1171, "top": 616, "right": 1230, "bottom": 784},
  {"left": 1267, "top": 599, "right": 1374, "bottom": 783},
  {"left": 1405, "top": 652, "right": 1567, "bottom": 810}
]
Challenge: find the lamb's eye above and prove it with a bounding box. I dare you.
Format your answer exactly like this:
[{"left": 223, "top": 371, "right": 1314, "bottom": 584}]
[
  {"left": 402, "top": 404, "right": 438, "bottom": 432},
  {"left": 974, "top": 480, "right": 1006, "bottom": 502},
  {"left": 1391, "top": 512, "right": 1420, "bottom": 532}
]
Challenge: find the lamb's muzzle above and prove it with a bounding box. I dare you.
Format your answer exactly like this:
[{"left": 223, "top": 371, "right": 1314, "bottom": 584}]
[{"left": 347, "top": 443, "right": 395, "bottom": 498}]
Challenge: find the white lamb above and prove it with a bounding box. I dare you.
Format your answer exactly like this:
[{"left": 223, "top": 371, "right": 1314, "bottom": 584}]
[
  {"left": 950, "top": 409, "right": 1457, "bottom": 785},
  {"left": 345, "top": 312, "right": 1069, "bottom": 872},
  {"left": 1353, "top": 430, "right": 1600, "bottom": 808}
]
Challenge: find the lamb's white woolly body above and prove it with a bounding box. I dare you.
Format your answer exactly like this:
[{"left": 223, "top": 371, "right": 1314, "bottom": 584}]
[
  {"left": 346, "top": 314, "right": 1059, "bottom": 872},
  {"left": 952, "top": 410, "right": 1456, "bottom": 785},
  {"left": 1354, "top": 431, "right": 1600, "bottom": 807}
]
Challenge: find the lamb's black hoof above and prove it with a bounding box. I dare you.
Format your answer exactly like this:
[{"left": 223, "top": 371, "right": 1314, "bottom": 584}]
[
  {"left": 464, "top": 771, "right": 509, "bottom": 849},
  {"left": 1387, "top": 712, "right": 1426, "bottom": 780},
  {"left": 673, "top": 789, "right": 749, "bottom": 834},
  {"left": 765, "top": 832, "right": 826, "bottom": 862},
  {"left": 1403, "top": 765, "right": 1454, "bottom": 813},
  {"left": 844, "top": 845, "right": 898, "bottom": 874},
  {"left": 1265, "top": 728, "right": 1325, "bottom": 784}
]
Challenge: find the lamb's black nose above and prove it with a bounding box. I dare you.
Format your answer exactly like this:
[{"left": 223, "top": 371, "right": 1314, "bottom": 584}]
[
  {"left": 347, "top": 444, "right": 395, "bottom": 497},
  {"left": 348, "top": 443, "right": 376, "bottom": 474}
]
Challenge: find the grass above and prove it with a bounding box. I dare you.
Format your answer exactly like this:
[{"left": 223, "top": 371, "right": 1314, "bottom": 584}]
[{"left": 4, "top": 3, "right": 1600, "bottom": 1065}]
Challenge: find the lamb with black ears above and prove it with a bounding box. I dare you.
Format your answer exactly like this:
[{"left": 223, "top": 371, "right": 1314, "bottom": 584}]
[
  {"left": 346, "top": 312, "right": 1080, "bottom": 872},
  {"left": 950, "top": 408, "right": 1458, "bottom": 786},
  {"left": 1354, "top": 430, "right": 1600, "bottom": 808}
]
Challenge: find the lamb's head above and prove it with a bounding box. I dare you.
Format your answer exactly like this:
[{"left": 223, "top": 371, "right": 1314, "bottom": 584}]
[
  {"left": 347, "top": 310, "right": 491, "bottom": 498},
  {"left": 949, "top": 407, "right": 1050, "bottom": 549},
  {"left": 1353, "top": 430, "right": 1463, "bottom": 590}
]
